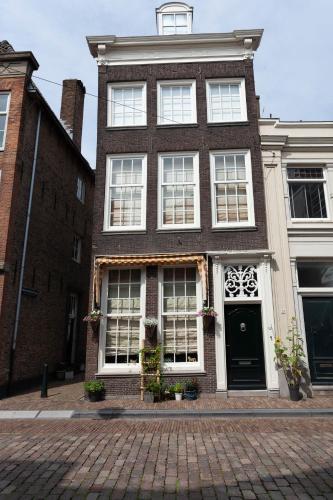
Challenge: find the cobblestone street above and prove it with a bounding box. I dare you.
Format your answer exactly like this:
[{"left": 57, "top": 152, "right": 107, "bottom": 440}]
[{"left": 0, "top": 418, "right": 333, "bottom": 499}]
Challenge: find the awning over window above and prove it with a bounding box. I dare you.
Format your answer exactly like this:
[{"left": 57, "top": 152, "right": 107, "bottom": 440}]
[{"left": 94, "top": 253, "right": 208, "bottom": 306}]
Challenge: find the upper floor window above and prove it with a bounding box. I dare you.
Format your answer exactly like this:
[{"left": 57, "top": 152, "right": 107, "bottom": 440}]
[
  {"left": 0, "top": 93, "right": 10, "bottom": 150},
  {"left": 206, "top": 79, "right": 247, "bottom": 123},
  {"left": 157, "top": 80, "right": 196, "bottom": 125},
  {"left": 210, "top": 150, "right": 255, "bottom": 227},
  {"left": 158, "top": 152, "right": 200, "bottom": 229},
  {"left": 108, "top": 82, "right": 146, "bottom": 127},
  {"left": 76, "top": 176, "right": 86, "bottom": 203},
  {"left": 287, "top": 167, "right": 328, "bottom": 219},
  {"left": 156, "top": 3, "right": 193, "bottom": 35},
  {"left": 104, "top": 154, "right": 147, "bottom": 231},
  {"left": 72, "top": 234, "right": 82, "bottom": 263}
]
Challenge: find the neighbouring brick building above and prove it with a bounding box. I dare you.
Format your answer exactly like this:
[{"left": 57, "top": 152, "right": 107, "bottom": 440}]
[
  {"left": 86, "top": 3, "right": 278, "bottom": 397},
  {"left": 0, "top": 41, "right": 94, "bottom": 397}
]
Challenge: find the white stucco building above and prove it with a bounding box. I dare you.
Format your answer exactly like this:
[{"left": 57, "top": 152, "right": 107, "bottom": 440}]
[{"left": 260, "top": 118, "right": 333, "bottom": 390}]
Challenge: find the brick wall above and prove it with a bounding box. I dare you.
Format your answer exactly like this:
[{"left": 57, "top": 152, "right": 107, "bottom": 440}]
[
  {"left": 86, "top": 59, "right": 266, "bottom": 395},
  {"left": 0, "top": 72, "right": 94, "bottom": 394}
]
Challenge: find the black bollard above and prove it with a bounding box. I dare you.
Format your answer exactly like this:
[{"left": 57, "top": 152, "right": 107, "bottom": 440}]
[{"left": 41, "top": 363, "right": 48, "bottom": 398}]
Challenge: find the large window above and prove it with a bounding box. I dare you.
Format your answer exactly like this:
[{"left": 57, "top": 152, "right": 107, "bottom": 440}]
[
  {"left": 0, "top": 93, "right": 10, "bottom": 150},
  {"left": 104, "top": 155, "right": 147, "bottom": 231},
  {"left": 210, "top": 150, "right": 254, "bottom": 227},
  {"left": 158, "top": 153, "right": 200, "bottom": 229},
  {"left": 206, "top": 79, "right": 247, "bottom": 123},
  {"left": 287, "top": 167, "right": 328, "bottom": 219},
  {"left": 104, "top": 269, "right": 143, "bottom": 366},
  {"left": 108, "top": 83, "right": 146, "bottom": 127},
  {"left": 157, "top": 81, "right": 196, "bottom": 125},
  {"left": 162, "top": 267, "right": 199, "bottom": 365}
]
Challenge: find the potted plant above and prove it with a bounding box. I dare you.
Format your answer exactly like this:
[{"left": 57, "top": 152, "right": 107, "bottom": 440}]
[
  {"left": 197, "top": 306, "right": 217, "bottom": 333},
  {"left": 184, "top": 378, "right": 199, "bottom": 400},
  {"left": 274, "top": 318, "right": 305, "bottom": 401},
  {"left": 143, "top": 317, "right": 158, "bottom": 343},
  {"left": 83, "top": 309, "right": 103, "bottom": 333},
  {"left": 173, "top": 382, "right": 184, "bottom": 401},
  {"left": 144, "top": 379, "right": 161, "bottom": 403},
  {"left": 84, "top": 380, "right": 105, "bottom": 402}
]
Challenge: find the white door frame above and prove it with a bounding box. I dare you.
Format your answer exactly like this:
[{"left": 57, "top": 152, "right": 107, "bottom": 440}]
[{"left": 212, "top": 254, "right": 278, "bottom": 394}]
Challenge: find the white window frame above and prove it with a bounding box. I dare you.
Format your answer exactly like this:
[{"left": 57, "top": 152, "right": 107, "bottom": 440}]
[
  {"left": 158, "top": 151, "right": 200, "bottom": 230},
  {"left": 72, "top": 235, "right": 82, "bottom": 263},
  {"left": 157, "top": 80, "right": 197, "bottom": 125},
  {"left": 99, "top": 267, "right": 146, "bottom": 374},
  {"left": 210, "top": 149, "right": 255, "bottom": 228},
  {"left": 104, "top": 153, "right": 147, "bottom": 232},
  {"left": 286, "top": 166, "right": 330, "bottom": 222},
  {"left": 0, "top": 92, "right": 10, "bottom": 151},
  {"left": 107, "top": 82, "right": 147, "bottom": 128},
  {"left": 158, "top": 265, "right": 204, "bottom": 373},
  {"left": 206, "top": 78, "right": 247, "bottom": 124},
  {"left": 76, "top": 176, "right": 86, "bottom": 204},
  {"left": 159, "top": 13, "right": 192, "bottom": 35}
]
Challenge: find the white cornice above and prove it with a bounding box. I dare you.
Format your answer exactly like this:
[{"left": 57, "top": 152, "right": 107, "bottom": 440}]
[
  {"left": 259, "top": 118, "right": 333, "bottom": 129},
  {"left": 87, "top": 29, "right": 263, "bottom": 66}
]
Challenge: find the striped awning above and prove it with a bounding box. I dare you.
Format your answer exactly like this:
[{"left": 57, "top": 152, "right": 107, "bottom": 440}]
[{"left": 93, "top": 253, "right": 208, "bottom": 306}]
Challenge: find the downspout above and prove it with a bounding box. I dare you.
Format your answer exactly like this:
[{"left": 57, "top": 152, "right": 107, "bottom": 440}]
[{"left": 7, "top": 108, "right": 42, "bottom": 394}]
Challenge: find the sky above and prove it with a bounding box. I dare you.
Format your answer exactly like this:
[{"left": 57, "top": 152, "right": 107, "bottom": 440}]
[{"left": 1, "top": 0, "right": 333, "bottom": 168}]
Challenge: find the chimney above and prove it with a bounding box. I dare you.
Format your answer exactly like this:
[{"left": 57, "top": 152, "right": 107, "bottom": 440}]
[{"left": 60, "top": 79, "right": 85, "bottom": 150}]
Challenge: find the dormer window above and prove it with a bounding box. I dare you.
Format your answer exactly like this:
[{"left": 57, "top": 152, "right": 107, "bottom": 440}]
[{"left": 156, "top": 2, "right": 193, "bottom": 35}]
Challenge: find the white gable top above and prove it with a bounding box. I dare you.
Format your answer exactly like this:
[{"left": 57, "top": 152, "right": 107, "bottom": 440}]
[
  {"left": 156, "top": 2, "right": 193, "bottom": 35},
  {"left": 87, "top": 30, "right": 263, "bottom": 66}
]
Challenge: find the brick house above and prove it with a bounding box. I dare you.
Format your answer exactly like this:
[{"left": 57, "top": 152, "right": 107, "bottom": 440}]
[
  {"left": 0, "top": 42, "right": 94, "bottom": 397},
  {"left": 86, "top": 3, "right": 278, "bottom": 397}
]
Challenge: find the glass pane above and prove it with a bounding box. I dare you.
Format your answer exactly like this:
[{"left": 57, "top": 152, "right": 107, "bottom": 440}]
[
  {"left": 287, "top": 168, "right": 324, "bottom": 179},
  {"left": 289, "top": 183, "right": 327, "bottom": 218},
  {"left": 298, "top": 262, "right": 333, "bottom": 287},
  {"left": 0, "top": 94, "right": 8, "bottom": 113}
]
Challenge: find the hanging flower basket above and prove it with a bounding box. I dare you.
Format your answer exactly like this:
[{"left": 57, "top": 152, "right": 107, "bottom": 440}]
[
  {"left": 83, "top": 310, "right": 103, "bottom": 334},
  {"left": 197, "top": 307, "right": 217, "bottom": 333},
  {"left": 143, "top": 318, "right": 158, "bottom": 343}
]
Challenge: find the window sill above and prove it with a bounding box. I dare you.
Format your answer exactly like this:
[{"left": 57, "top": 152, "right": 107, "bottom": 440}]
[
  {"left": 102, "top": 229, "right": 147, "bottom": 235},
  {"left": 207, "top": 121, "right": 249, "bottom": 127},
  {"left": 105, "top": 125, "right": 147, "bottom": 131},
  {"left": 156, "top": 227, "right": 201, "bottom": 233},
  {"left": 95, "top": 371, "right": 140, "bottom": 378},
  {"left": 211, "top": 225, "right": 257, "bottom": 232},
  {"left": 156, "top": 123, "right": 199, "bottom": 129}
]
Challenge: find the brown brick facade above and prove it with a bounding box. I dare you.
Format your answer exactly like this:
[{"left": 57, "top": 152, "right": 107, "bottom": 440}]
[
  {"left": 86, "top": 59, "right": 267, "bottom": 395},
  {"left": 0, "top": 53, "right": 94, "bottom": 396}
]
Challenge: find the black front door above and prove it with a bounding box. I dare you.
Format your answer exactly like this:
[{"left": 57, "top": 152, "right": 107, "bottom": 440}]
[
  {"left": 303, "top": 297, "right": 333, "bottom": 385},
  {"left": 225, "top": 304, "right": 266, "bottom": 390}
]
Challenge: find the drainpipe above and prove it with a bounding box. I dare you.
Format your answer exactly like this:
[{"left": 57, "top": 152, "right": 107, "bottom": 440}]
[{"left": 7, "top": 108, "right": 42, "bottom": 395}]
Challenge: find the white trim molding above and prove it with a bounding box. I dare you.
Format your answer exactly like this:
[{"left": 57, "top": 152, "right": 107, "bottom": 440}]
[
  {"left": 206, "top": 78, "right": 247, "bottom": 124},
  {"left": 158, "top": 151, "right": 200, "bottom": 230},
  {"left": 157, "top": 79, "right": 197, "bottom": 125},
  {"left": 104, "top": 153, "right": 147, "bottom": 232},
  {"left": 210, "top": 149, "right": 255, "bottom": 229},
  {"left": 107, "top": 81, "right": 147, "bottom": 128},
  {"left": 212, "top": 253, "right": 278, "bottom": 393}
]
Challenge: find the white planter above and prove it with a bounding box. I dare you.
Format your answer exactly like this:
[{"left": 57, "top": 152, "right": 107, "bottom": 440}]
[{"left": 175, "top": 393, "right": 182, "bottom": 401}]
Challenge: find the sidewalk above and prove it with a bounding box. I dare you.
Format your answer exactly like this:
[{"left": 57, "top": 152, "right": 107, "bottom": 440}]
[{"left": 1, "top": 376, "right": 333, "bottom": 414}]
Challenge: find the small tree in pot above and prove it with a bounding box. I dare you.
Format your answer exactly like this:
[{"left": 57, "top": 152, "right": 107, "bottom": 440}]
[
  {"left": 84, "top": 380, "right": 105, "bottom": 402},
  {"left": 274, "top": 318, "right": 305, "bottom": 401}
]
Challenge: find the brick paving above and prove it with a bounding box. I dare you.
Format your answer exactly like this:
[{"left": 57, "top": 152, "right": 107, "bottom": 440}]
[
  {"left": 1, "top": 377, "right": 333, "bottom": 411},
  {"left": 0, "top": 418, "right": 333, "bottom": 498}
]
